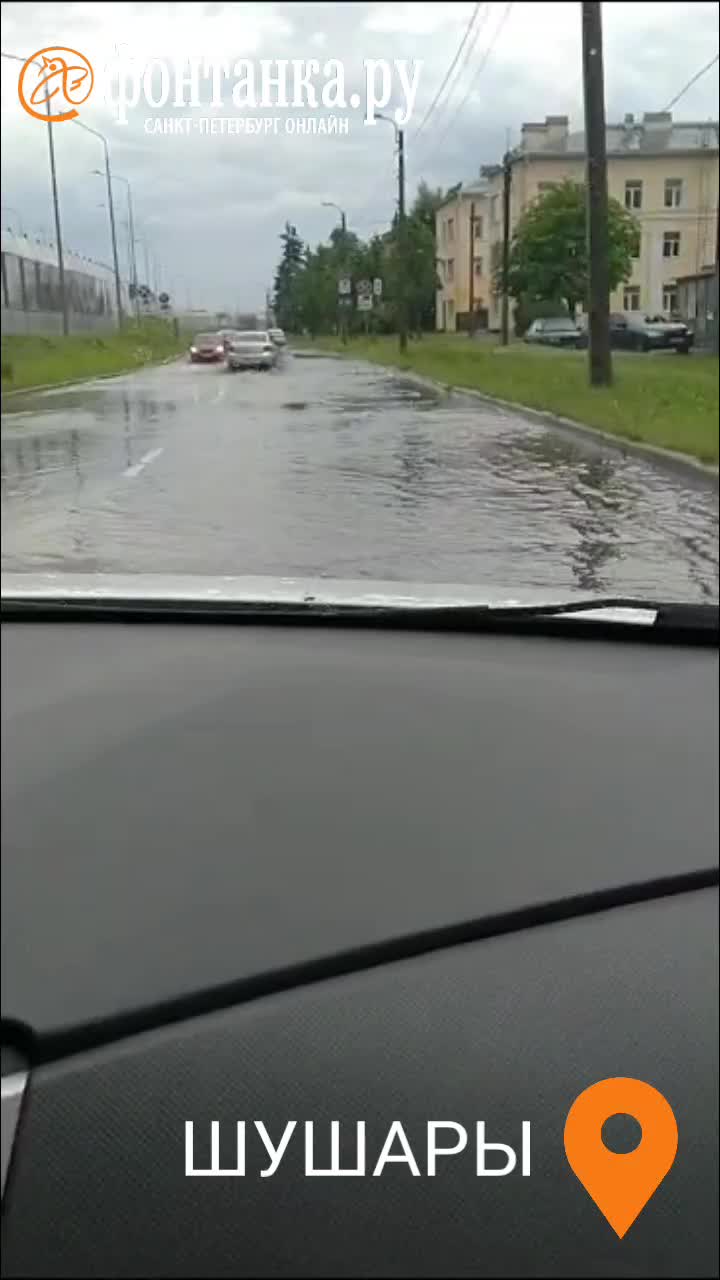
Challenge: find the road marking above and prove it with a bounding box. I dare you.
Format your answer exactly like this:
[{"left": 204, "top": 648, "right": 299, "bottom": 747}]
[{"left": 123, "top": 447, "right": 164, "bottom": 479}]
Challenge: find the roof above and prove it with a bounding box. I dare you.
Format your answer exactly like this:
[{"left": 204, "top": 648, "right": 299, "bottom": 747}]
[{"left": 521, "top": 119, "right": 718, "bottom": 159}]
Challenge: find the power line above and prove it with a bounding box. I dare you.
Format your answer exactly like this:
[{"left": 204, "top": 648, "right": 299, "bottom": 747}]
[
  {"left": 664, "top": 52, "right": 718, "bottom": 111},
  {"left": 413, "top": 2, "right": 484, "bottom": 140},
  {"left": 418, "top": 2, "right": 514, "bottom": 173},
  {"left": 412, "top": 3, "right": 493, "bottom": 162}
]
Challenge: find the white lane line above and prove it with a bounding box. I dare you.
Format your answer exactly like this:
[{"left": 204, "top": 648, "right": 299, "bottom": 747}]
[{"left": 123, "top": 447, "right": 164, "bottom": 479}]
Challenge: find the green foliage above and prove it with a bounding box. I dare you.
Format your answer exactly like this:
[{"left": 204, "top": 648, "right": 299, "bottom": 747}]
[
  {"left": 273, "top": 182, "right": 445, "bottom": 336},
  {"left": 505, "top": 180, "right": 639, "bottom": 316}
]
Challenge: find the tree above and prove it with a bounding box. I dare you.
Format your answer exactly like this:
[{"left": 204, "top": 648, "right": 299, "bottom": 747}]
[
  {"left": 505, "top": 180, "right": 639, "bottom": 318},
  {"left": 273, "top": 222, "right": 305, "bottom": 331}
]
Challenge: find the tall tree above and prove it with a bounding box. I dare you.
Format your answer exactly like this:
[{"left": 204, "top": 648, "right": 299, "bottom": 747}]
[
  {"left": 505, "top": 180, "right": 639, "bottom": 318},
  {"left": 273, "top": 222, "right": 305, "bottom": 330}
]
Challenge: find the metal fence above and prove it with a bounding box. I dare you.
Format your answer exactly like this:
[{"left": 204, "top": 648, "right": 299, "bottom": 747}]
[{"left": 1, "top": 230, "right": 131, "bottom": 335}]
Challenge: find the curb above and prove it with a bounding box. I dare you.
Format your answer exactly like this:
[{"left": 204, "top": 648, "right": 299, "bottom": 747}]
[
  {"left": 296, "top": 348, "right": 718, "bottom": 484},
  {"left": 1, "top": 353, "right": 184, "bottom": 400}
]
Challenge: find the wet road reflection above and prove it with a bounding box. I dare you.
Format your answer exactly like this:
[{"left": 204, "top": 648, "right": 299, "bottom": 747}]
[{"left": 1, "top": 352, "right": 718, "bottom": 600}]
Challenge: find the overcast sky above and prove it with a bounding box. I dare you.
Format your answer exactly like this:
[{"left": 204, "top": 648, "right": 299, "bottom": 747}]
[{"left": 1, "top": 1, "right": 718, "bottom": 311}]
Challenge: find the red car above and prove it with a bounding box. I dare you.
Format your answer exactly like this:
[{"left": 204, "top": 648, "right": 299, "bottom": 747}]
[{"left": 189, "top": 333, "right": 225, "bottom": 363}]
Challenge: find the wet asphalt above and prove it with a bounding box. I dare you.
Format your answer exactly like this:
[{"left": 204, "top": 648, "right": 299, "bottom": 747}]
[{"left": 1, "top": 349, "right": 718, "bottom": 600}]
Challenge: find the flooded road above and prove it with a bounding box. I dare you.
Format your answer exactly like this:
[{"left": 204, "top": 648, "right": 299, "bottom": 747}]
[{"left": 1, "top": 351, "right": 718, "bottom": 600}]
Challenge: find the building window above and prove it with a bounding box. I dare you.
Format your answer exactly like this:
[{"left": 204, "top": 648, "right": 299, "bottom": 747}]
[
  {"left": 631, "top": 233, "right": 641, "bottom": 259},
  {"left": 447, "top": 218, "right": 455, "bottom": 243},
  {"left": 447, "top": 258, "right": 455, "bottom": 283},
  {"left": 662, "top": 285, "right": 679, "bottom": 314},
  {"left": 473, "top": 257, "right": 483, "bottom": 277},
  {"left": 663, "top": 231, "right": 681, "bottom": 258},
  {"left": 624, "top": 180, "right": 643, "bottom": 210},
  {"left": 623, "top": 285, "right": 641, "bottom": 311},
  {"left": 664, "top": 179, "right": 683, "bottom": 208},
  {"left": 473, "top": 216, "right": 483, "bottom": 239}
]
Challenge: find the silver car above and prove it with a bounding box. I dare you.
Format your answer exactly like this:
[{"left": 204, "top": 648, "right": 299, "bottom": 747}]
[
  {"left": 225, "top": 331, "right": 278, "bottom": 371},
  {"left": 268, "top": 327, "right": 287, "bottom": 348}
]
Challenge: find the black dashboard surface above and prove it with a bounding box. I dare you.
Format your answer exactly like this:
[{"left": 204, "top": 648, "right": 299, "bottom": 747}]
[
  {"left": 2, "top": 621, "right": 718, "bottom": 1045},
  {"left": 1, "top": 618, "right": 718, "bottom": 1278}
]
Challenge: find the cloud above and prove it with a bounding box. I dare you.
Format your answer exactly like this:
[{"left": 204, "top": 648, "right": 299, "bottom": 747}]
[{"left": 2, "top": 0, "right": 717, "bottom": 310}]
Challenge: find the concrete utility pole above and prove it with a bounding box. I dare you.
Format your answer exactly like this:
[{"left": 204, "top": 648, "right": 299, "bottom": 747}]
[
  {"left": 500, "top": 152, "right": 512, "bottom": 346},
  {"left": 581, "top": 1, "right": 612, "bottom": 386},
  {"left": 468, "top": 201, "right": 476, "bottom": 336},
  {"left": 398, "top": 128, "right": 408, "bottom": 353}
]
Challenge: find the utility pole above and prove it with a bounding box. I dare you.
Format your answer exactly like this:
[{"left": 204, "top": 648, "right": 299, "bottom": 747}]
[
  {"left": 581, "top": 1, "right": 612, "bottom": 386},
  {"left": 398, "top": 127, "right": 408, "bottom": 354},
  {"left": 501, "top": 152, "right": 512, "bottom": 346},
  {"left": 468, "top": 201, "right": 476, "bottom": 337}
]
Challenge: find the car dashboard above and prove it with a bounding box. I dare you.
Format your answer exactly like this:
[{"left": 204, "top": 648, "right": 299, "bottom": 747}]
[{"left": 1, "top": 602, "right": 718, "bottom": 1277}]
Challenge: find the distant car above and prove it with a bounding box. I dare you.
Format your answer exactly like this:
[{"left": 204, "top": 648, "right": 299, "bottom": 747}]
[
  {"left": 609, "top": 312, "right": 693, "bottom": 354},
  {"left": 217, "top": 328, "right": 242, "bottom": 352},
  {"left": 524, "top": 317, "right": 588, "bottom": 349},
  {"left": 189, "top": 333, "right": 225, "bottom": 363},
  {"left": 225, "top": 331, "right": 279, "bottom": 371},
  {"left": 268, "top": 328, "right": 287, "bottom": 348}
]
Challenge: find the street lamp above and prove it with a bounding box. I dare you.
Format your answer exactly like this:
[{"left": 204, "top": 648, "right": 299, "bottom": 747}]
[
  {"left": 1, "top": 50, "right": 68, "bottom": 334},
  {"left": 321, "top": 200, "right": 347, "bottom": 236},
  {"left": 96, "top": 170, "right": 138, "bottom": 317},
  {"left": 73, "top": 120, "right": 123, "bottom": 327}
]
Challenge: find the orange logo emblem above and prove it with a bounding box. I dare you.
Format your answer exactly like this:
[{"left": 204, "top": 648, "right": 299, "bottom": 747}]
[{"left": 18, "top": 47, "right": 94, "bottom": 123}]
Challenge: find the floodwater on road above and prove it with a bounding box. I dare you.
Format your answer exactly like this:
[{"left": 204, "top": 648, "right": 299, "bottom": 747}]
[{"left": 1, "top": 350, "right": 718, "bottom": 601}]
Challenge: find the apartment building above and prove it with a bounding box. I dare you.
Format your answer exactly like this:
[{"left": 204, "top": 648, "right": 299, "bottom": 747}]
[{"left": 436, "top": 111, "right": 719, "bottom": 331}]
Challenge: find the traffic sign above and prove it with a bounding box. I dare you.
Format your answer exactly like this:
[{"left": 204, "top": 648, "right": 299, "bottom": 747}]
[
  {"left": 372, "top": 277, "right": 383, "bottom": 297},
  {"left": 338, "top": 276, "right": 352, "bottom": 295},
  {"left": 356, "top": 278, "right": 372, "bottom": 297},
  {"left": 357, "top": 295, "right": 373, "bottom": 311}
]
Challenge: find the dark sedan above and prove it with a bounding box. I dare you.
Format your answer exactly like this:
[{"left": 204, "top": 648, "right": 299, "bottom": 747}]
[
  {"left": 609, "top": 312, "right": 694, "bottom": 354},
  {"left": 189, "top": 333, "right": 225, "bottom": 363},
  {"left": 524, "top": 317, "right": 588, "bottom": 349}
]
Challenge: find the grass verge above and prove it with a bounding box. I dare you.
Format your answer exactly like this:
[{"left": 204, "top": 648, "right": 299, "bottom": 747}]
[
  {"left": 301, "top": 334, "right": 719, "bottom": 465},
  {"left": 1, "top": 320, "right": 186, "bottom": 394}
]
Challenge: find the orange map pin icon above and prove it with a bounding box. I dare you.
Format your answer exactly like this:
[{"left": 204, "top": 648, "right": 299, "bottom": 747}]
[{"left": 564, "top": 1078, "right": 678, "bottom": 1238}]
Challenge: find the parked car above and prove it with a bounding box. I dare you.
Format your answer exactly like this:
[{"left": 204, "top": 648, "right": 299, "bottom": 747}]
[
  {"left": 524, "top": 317, "right": 588, "bottom": 349},
  {"left": 189, "top": 333, "right": 225, "bottom": 363},
  {"left": 268, "top": 328, "right": 287, "bottom": 348},
  {"left": 225, "top": 331, "right": 279, "bottom": 371},
  {"left": 609, "top": 312, "right": 694, "bottom": 354}
]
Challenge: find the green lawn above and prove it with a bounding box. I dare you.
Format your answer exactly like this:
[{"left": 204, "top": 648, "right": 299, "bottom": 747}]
[
  {"left": 1, "top": 320, "right": 186, "bottom": 393},
  {"left": 301, "top": 334, "right": 719, "bottom": 465}
]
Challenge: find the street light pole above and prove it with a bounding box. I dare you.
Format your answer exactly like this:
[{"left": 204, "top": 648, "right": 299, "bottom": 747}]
[
  {"left": 1, "top": 50, "right": 69, "bottom": 334},
  {"left": 97, "top": 171, "right": 138, "bottom": 318},
  {"left": 75, "top": 121, "right": 122, "bottom": 327},
  {"left": 322, "top": 200, "right": 349, "bottom": 344}
]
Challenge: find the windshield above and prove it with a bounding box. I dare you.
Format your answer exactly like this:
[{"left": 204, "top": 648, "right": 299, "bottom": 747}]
[{"left": 1, "top": 3, "right": 717, "bottom": 607}]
